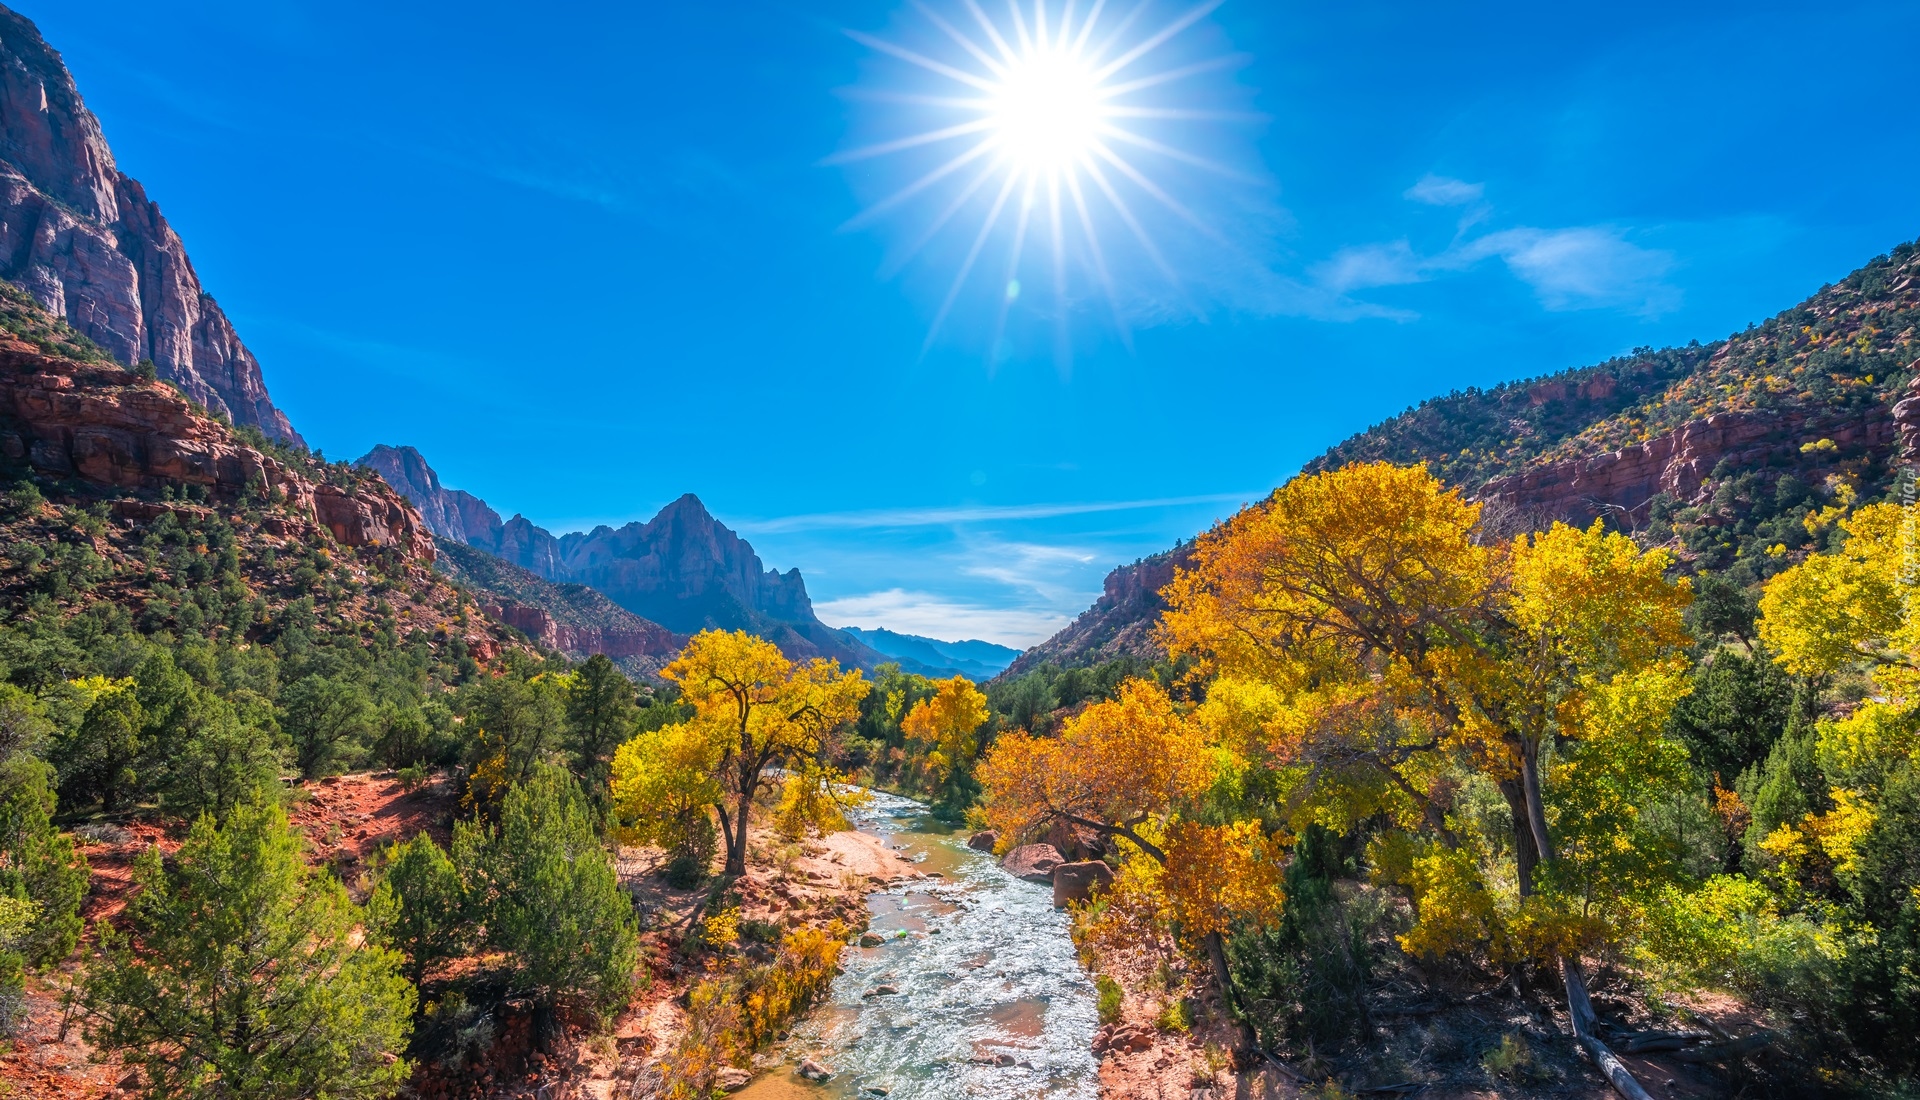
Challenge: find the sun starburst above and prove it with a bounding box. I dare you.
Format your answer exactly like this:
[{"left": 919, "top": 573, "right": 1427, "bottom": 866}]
[{"left": 836, "top": 0, "right": 1254, "bottom": 364}]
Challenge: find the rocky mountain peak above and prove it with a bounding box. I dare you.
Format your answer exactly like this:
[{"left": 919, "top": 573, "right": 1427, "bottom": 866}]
[
  {"left": 0, "top": 5, "right": 300, "bottom": 444},
  {"left": 355, "top": 445, "right": 882, "bottom": 669}
]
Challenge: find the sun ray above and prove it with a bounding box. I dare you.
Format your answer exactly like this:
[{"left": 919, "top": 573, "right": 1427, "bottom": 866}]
[
  {"left": 1098, "top": 53, "right": 1248, "bottom": 98},
  {"left": 845, "top": 30, "right": 1000, "bottom": 93},
  {"left": 823, "top": 118, "right": 996, "bottom": 165},
  {"left": 1071, "top": 0, "right": 1110, "bottom": 54},
  {"left": 1005, "top": 0, "right": 1034, "bottom": 54},
  {"left": 1097, "top": 124, "right": 1259, "bottom": 182},
  {"left": 881, "top": 151, "right": 1011, "bottom": 276},
  {"left": 836, "top": 88, "right": 996, "bottom": 109},
  {"left": 1093, "top": 0, "right": 1226, "bottom": 82},
  {"left": 924, "top": 170, "right": 1024, "bottom": 351},
  {"left": 962, "top": 0, "right": 1020, "bottom": 65},
  {"left": 841, "top": 136, "right": 1002, "bottom": 230},
  {"left": 1079, "top": 152, "right": 1180, "bottom": 292},
  {"left": 1084, "top": 0, "right": 1154, "bottom": 71},
  {"left": 1104, "top": 106, "right": 1264, "bottom": 121},
  {"left": 986, "top": 176, "right": 1040, "bottom": 370},
  {"left": 1088, "top": 138, "right": 1227, "bottom": 244},
  {"left": 1047, "top": 170, "right": 1070, "bottom": 374},
  {"left": 913, "top": 1, "right": 1010, "bottom": 78},
  {"left": 1065, "top": 168, "right": 1133, "bottom": 348}
]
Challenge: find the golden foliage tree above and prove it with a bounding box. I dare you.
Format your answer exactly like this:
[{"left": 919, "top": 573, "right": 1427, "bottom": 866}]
[
  {"left": 611, "top": 630, "right": 867, "bottom": 877},
  {"left": 977, "top": 678, "right": 1270, "bottom": 1052},
  {"left": 900, "top": 675, "right": 989, "bottom": 785},
  {"left": 1161, "top": 462, "right": 1692, "bottom": 1096}
]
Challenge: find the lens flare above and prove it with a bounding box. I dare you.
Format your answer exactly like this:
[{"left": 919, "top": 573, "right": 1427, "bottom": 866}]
[{"left": 837, "top": 1, "right": 1252, "bottom": 362}]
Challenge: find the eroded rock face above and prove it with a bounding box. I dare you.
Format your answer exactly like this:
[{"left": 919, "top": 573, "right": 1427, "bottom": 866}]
[
  {"left": 1479, "top": 406, "right": 1895, "bottom": 526},
  {"left": 357, "top": 444, "right": 503, "bottom": 544},
  {"left": 478, "top": 599, "right": 682, "bottom": 661},
  {"left": 0, "top": 8, "right": 300, "bottom": 443},
  {"left": 0, "top": 345, "right": 430, "bottom": 561}
]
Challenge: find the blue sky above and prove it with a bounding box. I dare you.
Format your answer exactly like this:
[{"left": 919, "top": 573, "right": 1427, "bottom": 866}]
[{"left": 25, "top": 0, "right": 1920, "bottom": 646}]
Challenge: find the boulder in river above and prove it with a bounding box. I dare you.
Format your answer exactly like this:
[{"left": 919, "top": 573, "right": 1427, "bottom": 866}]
[
  {"left": 1051, "top": 860, "right": 1115, "bottom": 908},
  {"left": 999, "top": 843, "right": 1064, "bottom": 883},
  {"left": 715, "top": 1066, "right": 753, "bottom": 1091},
  {"left": 798, "top": 1057, "right": 834, "bottom": 1082},
  {"left": 966, "top": 829, "right": 998, "bottom": 852},
  {"left": 858, "top": 932, "right": 885, "bottom": 947}
]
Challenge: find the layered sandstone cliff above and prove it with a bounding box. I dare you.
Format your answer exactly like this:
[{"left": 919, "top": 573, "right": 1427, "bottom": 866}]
[
  {"left": 0, "top": 6, "right": 299, "bottom": 443},
  {"left": 0, "top": 328, "right": 429, "bottom": 561}
]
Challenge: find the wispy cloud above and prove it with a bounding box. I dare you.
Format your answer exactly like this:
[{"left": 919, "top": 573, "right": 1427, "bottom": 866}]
[
  {"left": 1313, "top": 178, "right": 1680, "bottom": 317},
  {"left": 1404, "top": 174, "right": 1484, "bottom": 206},
  {"left": 957, "top": 538, "right": 1099, "bottom": 605},
  {"left": 1456, "top": 226, "right": 1678, "bottom": 313},
  {"left": 734, "top": 492, "right": 1255, "bottom": 534},
  {"left": 814, "top": 589, "right": 1071, "bottom": 648}
]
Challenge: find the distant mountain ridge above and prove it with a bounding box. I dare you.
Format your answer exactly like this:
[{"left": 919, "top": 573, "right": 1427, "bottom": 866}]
[
  {"left": 432, "top": 539, "right": 683, "bottom": 679},
  {"left": 0, "top": 6, "right": 300, "bottom": 443},
  {"left": 357, "top": 445, "right": 886, "bottom": 670},
  {"left": 1013, "top": 237, "right": 1920, "bottom": 674},
  {"left": 839, "top": 626, "right": 1019, "bottom": 680}
]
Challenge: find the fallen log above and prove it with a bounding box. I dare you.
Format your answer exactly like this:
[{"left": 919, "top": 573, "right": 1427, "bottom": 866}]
[{"left": 1669, "top": 1032, "right": 1776, "bottom": 1064}]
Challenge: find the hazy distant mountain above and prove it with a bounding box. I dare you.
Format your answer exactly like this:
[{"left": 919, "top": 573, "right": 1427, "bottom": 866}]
[
  {"left": 357, "top": 445, "right": 888, "bottom": 670},
  {"left": 839, "top": 626, "right": 1020, "bottom": 680}
]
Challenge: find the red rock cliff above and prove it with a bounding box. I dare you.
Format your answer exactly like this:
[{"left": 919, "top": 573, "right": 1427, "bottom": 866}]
[
  {"left": 0, "top": 340, "right": 431, "bottom": 561},
  {"left": 0, "top": 6, "right": 301, "bottom": 444}
]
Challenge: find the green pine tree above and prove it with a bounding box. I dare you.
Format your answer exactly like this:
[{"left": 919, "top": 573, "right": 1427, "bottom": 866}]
[
  {"left": 82, "top": 800, "right": 414, "bottom": 1099},
  {"left": 366, "top": 831, "right": 466, "bottom": 990},
  {"left": 454, "top": 767, "right": 638, "bottom": 1019}
]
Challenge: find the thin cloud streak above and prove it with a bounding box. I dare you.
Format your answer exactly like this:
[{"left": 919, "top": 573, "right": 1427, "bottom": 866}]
[{"left": 734, "top": 492, "right": 1256, "bottom": 534}]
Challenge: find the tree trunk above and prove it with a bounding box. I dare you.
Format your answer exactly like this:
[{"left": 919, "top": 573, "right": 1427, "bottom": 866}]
[
  {"left": 1498, "top": 777, "right": 1539, "bottom": 896},
  {"left": 725, "top": 787, "right": 752, "bottom": 877},
  {"left": 1517, "top": 745, "right": 1652, "bottom": 1100},
  {"left": 1203, "top": 928, "right": 1260, "bottom": 1066}
]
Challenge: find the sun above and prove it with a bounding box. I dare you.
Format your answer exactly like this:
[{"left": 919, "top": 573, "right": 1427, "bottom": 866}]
[
  {"left": 990, "top": 49, "right": 1104, "bottom": 173},
  {"left": 836, "top": 1, "right": 1249, "bottom": 359}
]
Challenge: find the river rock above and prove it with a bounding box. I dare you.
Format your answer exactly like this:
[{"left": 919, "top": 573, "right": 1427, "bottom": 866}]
[
  {"left": 999, "top": 844, "right": 1064, "bottom": 883},
  {"left": 1051, "top": 860, "right": 1115, "bottom": 909},
  {"left": 966, "top": 829, "right": 998, "bottom": 852},
  {"left": 714, "top": 1067, "right": 753, "bottom": 1091},
  {"left": 797, "top": 1058, "right": 834, "bottom": 1082},
  {"left": 1094, "top": 1024, "right": 1154, "bottom": 1054},
  {"left": 858, "top": 932, "right": 885, "bottom": 947}
]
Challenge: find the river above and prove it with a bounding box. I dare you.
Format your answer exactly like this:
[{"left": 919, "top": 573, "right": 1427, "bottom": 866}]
[{"left": 736, "top": 790, "right": 1101, "bottom": 1099}]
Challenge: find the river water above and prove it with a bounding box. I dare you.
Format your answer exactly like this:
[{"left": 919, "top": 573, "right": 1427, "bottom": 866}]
[{"left": 736, "top": 790, "right": 1100, "bottom": 1100}]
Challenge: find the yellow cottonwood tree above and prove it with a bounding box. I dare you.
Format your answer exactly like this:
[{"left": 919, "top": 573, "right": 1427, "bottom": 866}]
[
  {"left": 611, "top": 630, "right": 867, "bottom": 877},
  {"left": 977, "top": 679, "right": 1270, "bottom": 1053},
  {"left": 901, "top": 675, "right": 989, "bottom": 784},
  {"left": 1161, "top": 462, "right": 1692, "bottom": 1096}
]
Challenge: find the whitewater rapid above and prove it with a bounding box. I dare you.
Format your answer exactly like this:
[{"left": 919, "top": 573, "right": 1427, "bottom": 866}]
[{"left": 736, "top": 789, "right": 1100, "bottom": 1099}]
